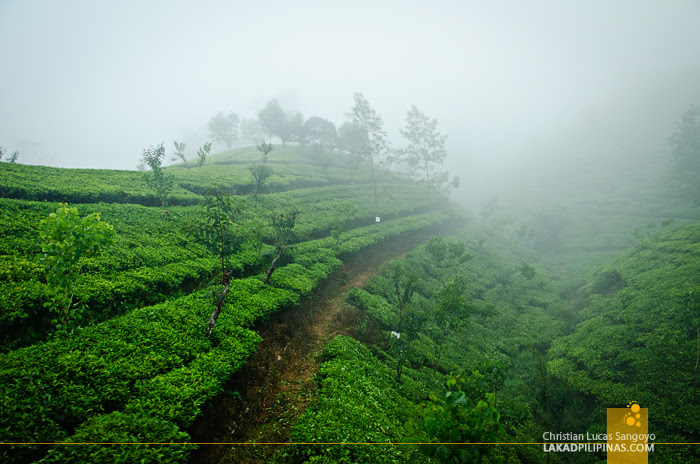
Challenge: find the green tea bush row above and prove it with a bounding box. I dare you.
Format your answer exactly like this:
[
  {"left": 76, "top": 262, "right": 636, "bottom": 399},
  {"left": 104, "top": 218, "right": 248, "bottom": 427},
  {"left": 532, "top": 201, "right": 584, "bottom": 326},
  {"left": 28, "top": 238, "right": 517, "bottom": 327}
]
[
  {"left": 547, "top": 223, "right": 700, "bottom": 448},
  {"left": 1, "top": 210, "right": 452, "bottom": 463},
  {"left": 0, "top": 200, "right": 275, "bottom": 350},
  {"left": 173, "top": 162, "right": 372, "bottom": 196},
  {"left": 294, "top": 225, "right": 574, "bottom": 463},
  {"left": 0, "top": 255, "right": 219, "bottom": 351},
  {"left": 252, "top": 182, "right": 432, "bottom": 242},
  {"left": 0, "top": 163, "right": 200, "bottom": 206},
  {"left": 0, "top": 290, "right": 261, "bottom": 463},
  {"left": 291, "top": 335, "right": 421, "bottom": 464}
]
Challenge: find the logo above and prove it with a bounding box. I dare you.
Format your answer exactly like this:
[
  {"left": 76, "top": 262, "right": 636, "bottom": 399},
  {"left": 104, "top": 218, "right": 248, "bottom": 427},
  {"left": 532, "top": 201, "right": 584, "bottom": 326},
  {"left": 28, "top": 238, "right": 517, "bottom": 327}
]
[
  {"left": 606, "top": 402, "right": 652, "bottom": 463},
  {"left": 623, "top": 401, "right": 642, "bottom": 428}
]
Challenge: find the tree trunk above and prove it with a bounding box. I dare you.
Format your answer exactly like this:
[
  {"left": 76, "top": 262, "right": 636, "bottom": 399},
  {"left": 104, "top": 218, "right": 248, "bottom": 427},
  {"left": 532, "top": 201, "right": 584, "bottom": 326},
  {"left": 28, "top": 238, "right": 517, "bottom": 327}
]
[
  {"left": 264, "top": 246, "right": 283, "bottom": 284},
  {"left": 207, "top": 280, "right": 231, "bottom": 338},
  {"left": 425, "top": 161, "right": 431, "bottom": 211}
]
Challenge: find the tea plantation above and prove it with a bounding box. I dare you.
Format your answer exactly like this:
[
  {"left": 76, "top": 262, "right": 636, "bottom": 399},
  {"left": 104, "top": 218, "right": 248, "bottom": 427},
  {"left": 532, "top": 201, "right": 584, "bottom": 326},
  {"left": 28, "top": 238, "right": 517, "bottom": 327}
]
[{"left": 0, "top": 146, "right": 461, "bottom": 463}]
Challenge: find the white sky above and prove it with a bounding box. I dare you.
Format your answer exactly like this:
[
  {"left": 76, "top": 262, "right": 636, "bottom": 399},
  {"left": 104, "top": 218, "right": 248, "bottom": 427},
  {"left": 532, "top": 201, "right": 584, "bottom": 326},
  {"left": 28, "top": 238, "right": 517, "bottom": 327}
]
[{"left": 1, "top": 0, "right": 699, "bottom": 183}]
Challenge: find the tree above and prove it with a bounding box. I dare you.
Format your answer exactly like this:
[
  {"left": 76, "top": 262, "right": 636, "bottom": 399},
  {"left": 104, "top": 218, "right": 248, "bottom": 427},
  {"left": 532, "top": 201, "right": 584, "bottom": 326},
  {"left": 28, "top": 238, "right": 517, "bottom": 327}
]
[
  {"left": 0, "top": 146, "right": 4, "bottom": 161},
  {"left": 301, "top": 116, "right": 337, "bottom": 153},
  {"left": 141, "top": 143, "right": 174, "bottom": 207},
  {"left": 337, "top": 121, "right": 367, "bottom": 158},
  {"left": 411, "top": 373, "right": 504, "bottom": 464},
  {"left": 346, "top": 92, "right": 389, "bottom": 219},
  {"left": 39, "top": 204, "right": 115, "bottom": 330},
  {"left": 668, "top": 105, "right": 700, "bottom": 207},
  {"left": 8, "top": 150, "right": 19, "bottom": 164},
  {"left": 258, "top": 99, "right": 302, "bottom": 146},
  {"left": 385, "top": 259, "right": 419, "bottom": 382},
  {"left": 196, "top": 142, "right": 212, "bottom": 168},
  {"left": 288, "top": 111, "right": 304, "bottom": 144},
  {"left": 430, "top": 171, "right": 461, "bottom": 199},
  {"left": 399, "top": 105, "right": 447, "bottom": 208},
  {"left": 171, "top": 141, "right": 187, "bottom": 166},
  {"left": 240, "top": 118, "right": 265, "bottom": 145},
  {"left": 208, "top": 112, "right": 240, "bottom": 150},
  {"left": 263, "top": 208, "right": 299, "bottom": 284},
  {"left": 182, "top": 188, "right": 245, "bottom": 337},
  {"left": 249, "top": 140, "right": 273, "bottom": 197}
]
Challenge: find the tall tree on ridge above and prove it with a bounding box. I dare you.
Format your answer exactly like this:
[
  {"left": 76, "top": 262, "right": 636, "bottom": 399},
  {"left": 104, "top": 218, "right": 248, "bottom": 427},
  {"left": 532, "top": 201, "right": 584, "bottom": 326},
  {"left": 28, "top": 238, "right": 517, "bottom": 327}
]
[
  {"left": 346, "top": 92, "right": 388, "bottom": 219},
  {"left": 400, "top": 105, "right": 447, "bottom": 210},
  {"left": 208, "top": 112, "right": 240, "bottom": 150},
  {"left": 258, "top": 99, "right": 303, "bottom": 146}
]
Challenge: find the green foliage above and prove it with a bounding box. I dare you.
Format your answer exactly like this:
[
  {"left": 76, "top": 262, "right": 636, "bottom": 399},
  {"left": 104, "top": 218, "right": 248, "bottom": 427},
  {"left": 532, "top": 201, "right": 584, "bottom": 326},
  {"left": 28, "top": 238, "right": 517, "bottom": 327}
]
[
  {"left": 39, "top": 203, "right": 115, "bottom": 329},
  {"left": 0, "top": 290, "right": 260, "bottom": 464},
  {"left": 346, "top": 92, "right": 388, "bottom": 216},
  {"left": 258, "top": 99, "right": 302, "bottom": 146},
  {"left": 142, "top": 143, "right": 175, "bottom": 206},
  {"left": 337, "top": 120, "right": 367, "bottom": 158},
  {"left": 547, "top": 224, "right": 700, "bottom": 451},
  {"left": 519, "top": 262, "right": 536, "bottom": 280},
  {"left": 182, "top": 188, "right": 252, "bottom": 336},
  {"left": 398, "top": 105, "right": 453, "bottom": 209},
  {"left": 415, "top": 374, "right": 504, "bottom": 464},
  {"left": 208, "top": 111, "right": 239, "bottom": 150},
  {"left": 330, "top": 201, "right": 359, "bottom": 247},
  {"left": 331, "top": 223, "right": 570, "bottom": 463},
  {"left": 0, "top": 141, "right": 463, "bottom": 463},
  {"left": 515, "top": 224, "right": 535, "bottom": 244},
  {"left": 183, "top": 188, "right": 246, "bottom": 280},
  {"left": 0, "top": 200, "right": 259, "bottom": 351},
  {"left": 269, "top": 208, "right": 298, "bottom": 247},
  {"left": 301, "top": 116, "right": 338, "bottom": 153},
  {"left": 434, "top": 276, "right": 474, "bottom": 334},
  {"left": 172, "top": 140, "right": 187, "bottom": 165},
  {"left": 678, "top": 287, "right": 700, "bottom": 372},
  {"left": 196, "top": 141, "right": 212, "bottom": 167},
  {"left": 0, "top": 210, "right": 453, "bottom": 462},
  {"left": 263, "top": 208, "right": 299, "bottom": 283},
  {"left": 292, "top": 336, "right": 421, "bottom": 464},
  {"left": 40, "top": 412, "right": 194, "bottom": 464},
  {"left": 249, "top": 140, "right": 274, "bottom": 196},
  {"left": 0, "top": 163, "right": 200, "bottom": 206},
  {"left": 632, "top": 219, "right": 674, "bottom": 247}
]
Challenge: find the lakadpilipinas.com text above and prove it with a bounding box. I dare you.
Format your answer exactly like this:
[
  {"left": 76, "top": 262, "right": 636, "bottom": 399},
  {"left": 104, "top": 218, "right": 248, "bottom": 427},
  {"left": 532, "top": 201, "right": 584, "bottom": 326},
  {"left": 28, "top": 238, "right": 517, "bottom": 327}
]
[{"left": 542, "top": 432, "right": 655, "bottom": 453}]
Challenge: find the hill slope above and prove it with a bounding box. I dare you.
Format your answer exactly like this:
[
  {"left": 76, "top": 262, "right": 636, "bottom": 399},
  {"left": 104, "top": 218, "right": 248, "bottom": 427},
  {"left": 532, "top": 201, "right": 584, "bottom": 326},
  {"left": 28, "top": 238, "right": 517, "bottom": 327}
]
[{"left": 0, "top": 146, "right": 460, "bottom": 463}]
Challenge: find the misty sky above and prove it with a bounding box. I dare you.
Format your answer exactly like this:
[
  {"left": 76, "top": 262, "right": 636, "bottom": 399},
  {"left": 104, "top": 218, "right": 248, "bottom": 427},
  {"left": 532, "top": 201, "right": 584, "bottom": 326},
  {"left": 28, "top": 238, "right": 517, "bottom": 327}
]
[{"left": 1, "top": 0, "right": 699, "bottom": 187}]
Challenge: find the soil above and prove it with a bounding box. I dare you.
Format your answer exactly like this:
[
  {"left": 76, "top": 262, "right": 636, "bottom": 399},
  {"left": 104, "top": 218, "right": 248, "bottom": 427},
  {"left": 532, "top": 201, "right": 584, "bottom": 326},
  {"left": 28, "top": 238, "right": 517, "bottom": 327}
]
[{"left": 188, "top": 222, "right": 462, "bottom": 464}]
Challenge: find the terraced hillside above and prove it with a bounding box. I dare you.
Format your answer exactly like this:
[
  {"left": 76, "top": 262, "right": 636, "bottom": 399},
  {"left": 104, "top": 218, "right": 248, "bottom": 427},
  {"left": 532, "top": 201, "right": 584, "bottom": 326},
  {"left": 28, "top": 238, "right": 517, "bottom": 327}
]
[{"left": 0, "top": 146, "right": 463, "bottom": 463}]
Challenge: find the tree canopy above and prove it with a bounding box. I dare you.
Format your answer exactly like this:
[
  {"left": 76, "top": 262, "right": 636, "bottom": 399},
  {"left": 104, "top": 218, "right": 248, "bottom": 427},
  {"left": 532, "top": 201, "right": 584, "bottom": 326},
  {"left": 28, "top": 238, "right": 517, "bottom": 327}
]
[
  {"left": 345, "top": 92, "right": 388, "bottom": 217},
  {"left": 208, "top": 112, "right": 240, "bottom": 150},
  {"left": 301, "top": 116, "right": 337, "bottom": 153},
  {"left": 400, "top": 105, "right": 448, "bottom": 208},
  {"left": 257, "top": 99, "right": 302, "bottom": 146}
]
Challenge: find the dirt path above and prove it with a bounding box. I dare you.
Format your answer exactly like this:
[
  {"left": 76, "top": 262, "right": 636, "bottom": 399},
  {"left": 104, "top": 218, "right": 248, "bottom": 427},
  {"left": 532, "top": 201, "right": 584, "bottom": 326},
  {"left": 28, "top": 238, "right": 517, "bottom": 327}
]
[{"left": 188, "top": 224, "right": 459, "bottom": 464}]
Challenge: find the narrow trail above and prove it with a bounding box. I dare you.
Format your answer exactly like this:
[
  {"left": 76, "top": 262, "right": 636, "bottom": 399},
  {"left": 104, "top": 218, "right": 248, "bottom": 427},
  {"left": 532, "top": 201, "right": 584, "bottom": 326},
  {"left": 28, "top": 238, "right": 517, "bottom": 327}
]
[{"left": 189, "top": 223, "right": 461, "bottom": 464}]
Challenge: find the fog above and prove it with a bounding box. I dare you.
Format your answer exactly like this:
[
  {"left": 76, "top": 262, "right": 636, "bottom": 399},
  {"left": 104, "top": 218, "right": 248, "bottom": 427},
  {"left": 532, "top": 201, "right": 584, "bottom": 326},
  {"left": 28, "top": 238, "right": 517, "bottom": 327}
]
[{"left": 1, "top": 0, "right": 699, "bottom": 208}]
